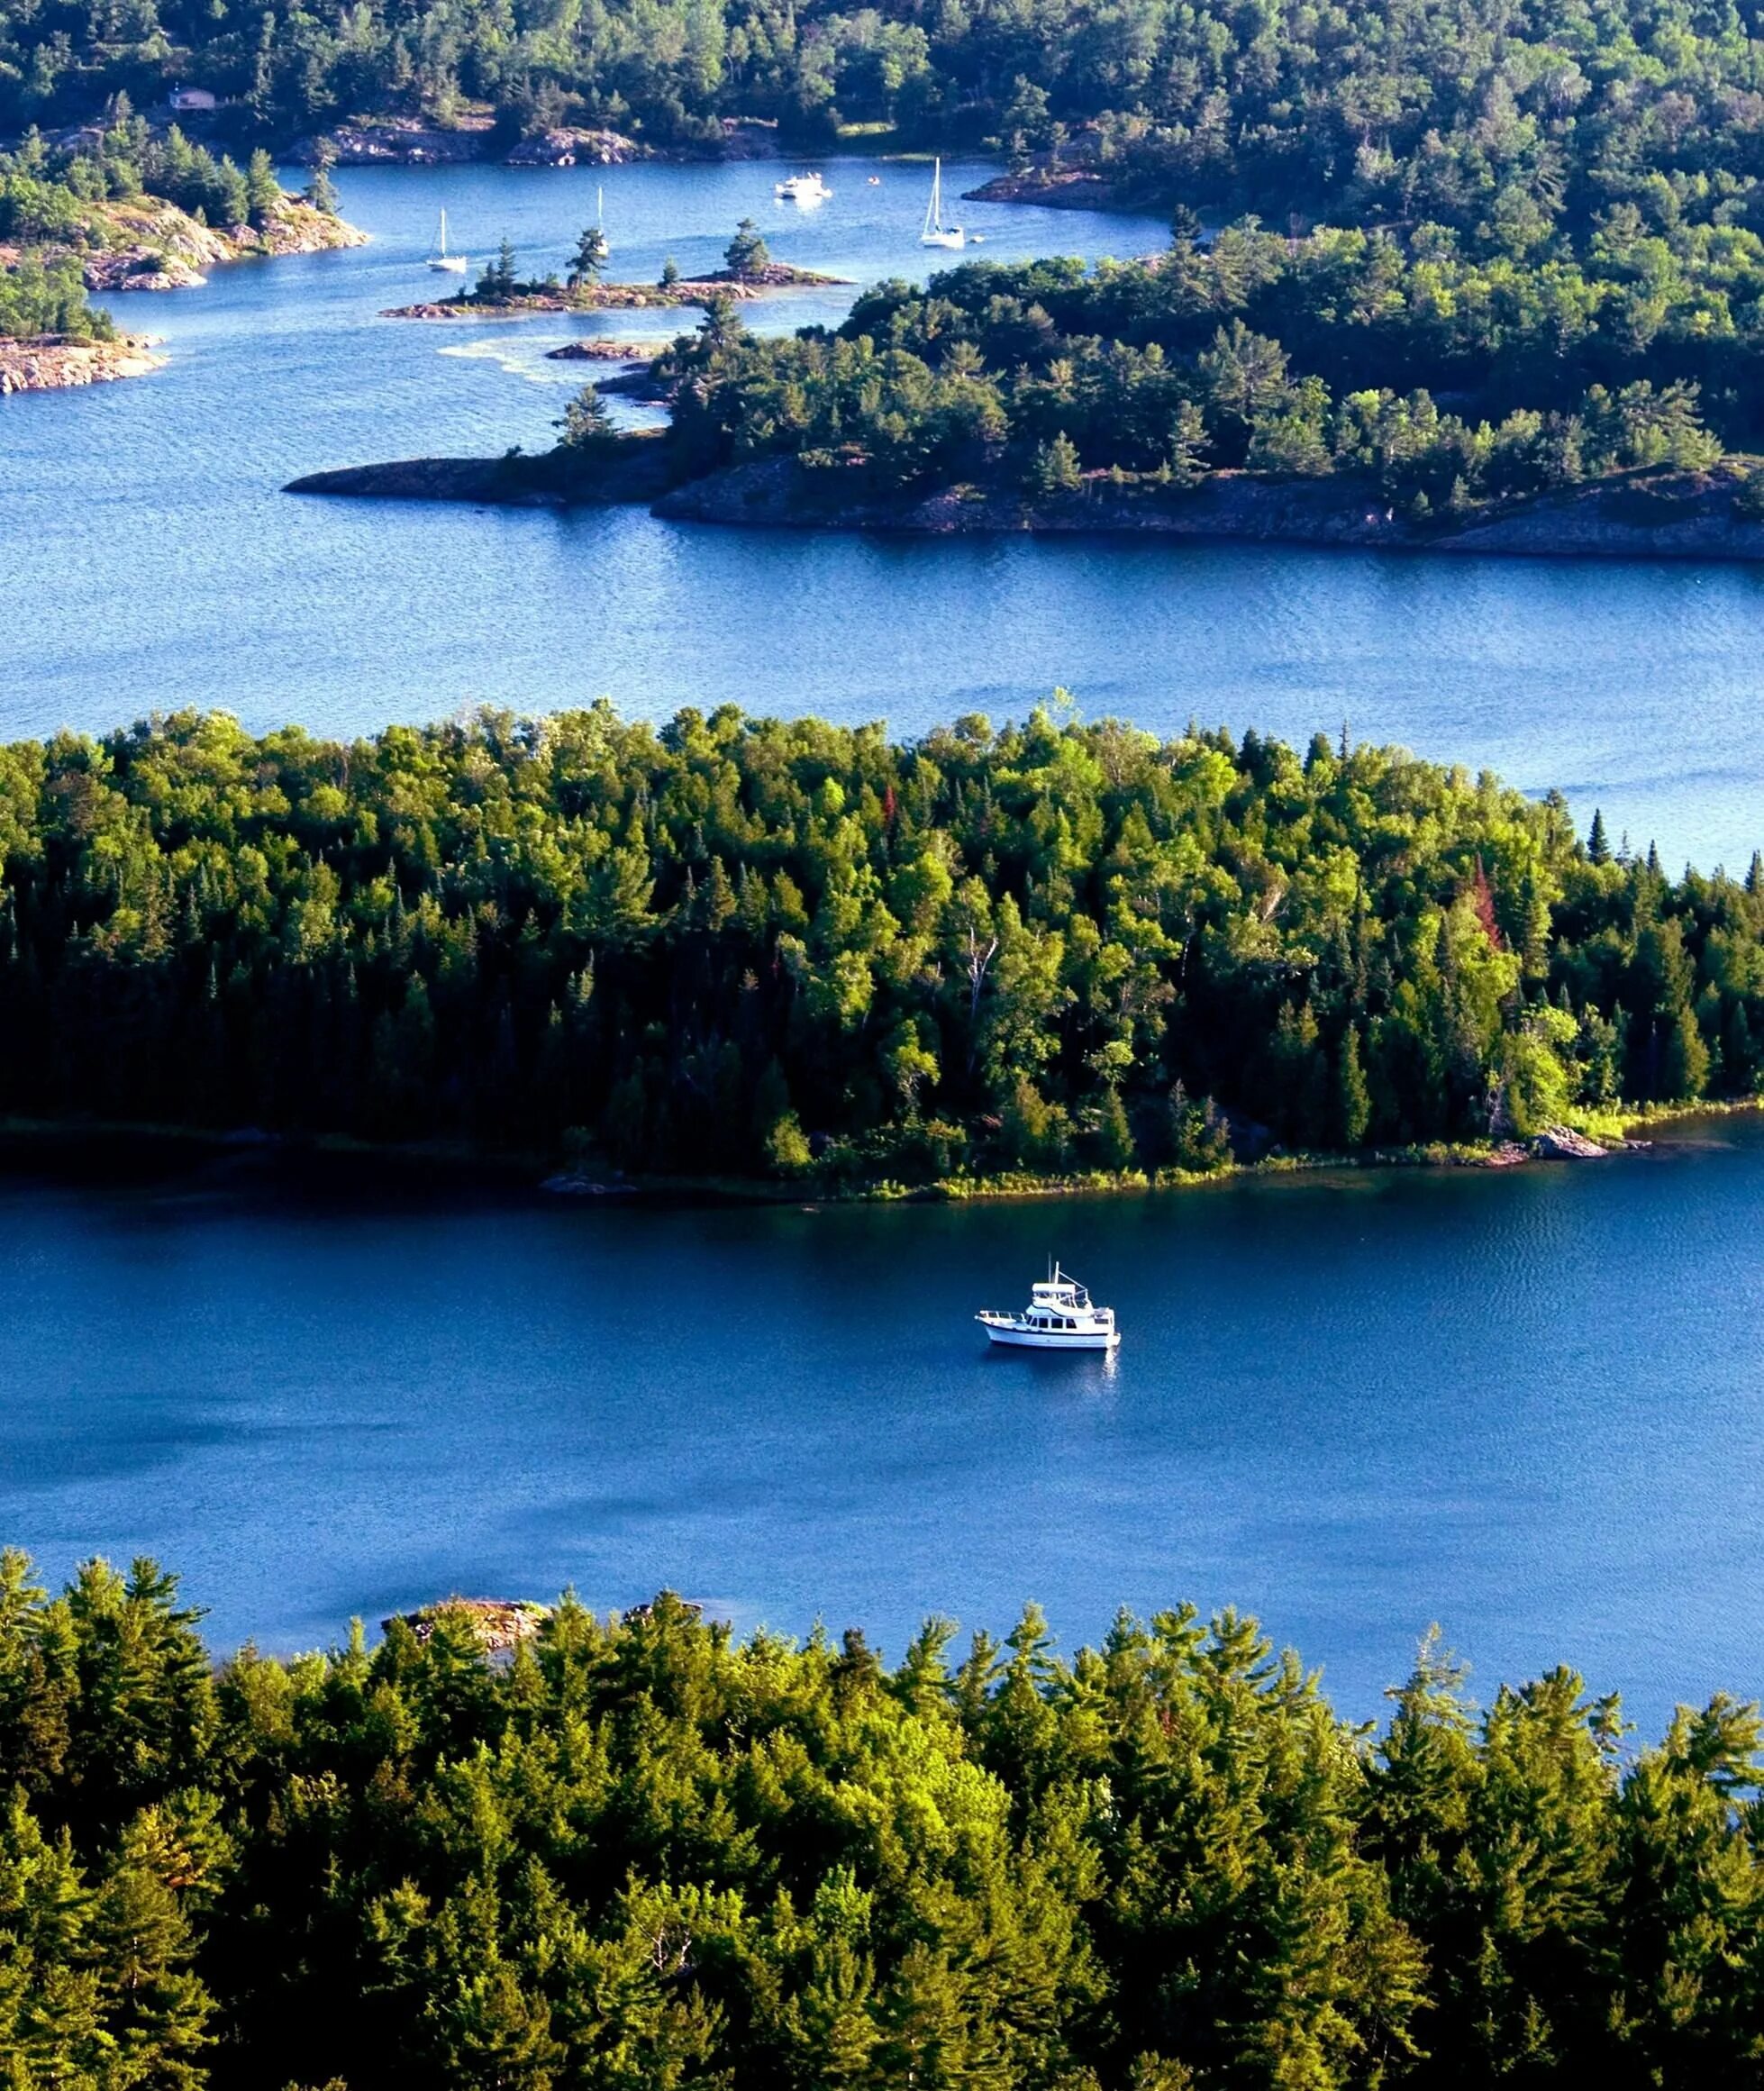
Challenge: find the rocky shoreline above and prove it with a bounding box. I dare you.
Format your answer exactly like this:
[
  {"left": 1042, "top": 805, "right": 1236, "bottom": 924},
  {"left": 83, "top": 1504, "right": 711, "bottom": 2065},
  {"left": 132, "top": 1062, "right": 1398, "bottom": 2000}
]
[
  {"left": 654, "top": 456, "right": 1764, "bottom": 559},
  {"left": 286, "top": 438, "right": 677, "bottom": 507},
  {"left": 962, "top": 166, "right": 1145, "bottom": 213},
  {"left": 286, "top": 113, "right": 778, "bottom": 168},
  {"left": 544, "top": 336, "right": 670, "bottom": 361},
  {"left": 0, "top": 332, "right": 165, "bottom": 395},
  {"left": 296, "top": 441, "right": 1764, "bottom": 562},
  {"left": 74, "top": 193, "right": 366, "bottom": 295}
]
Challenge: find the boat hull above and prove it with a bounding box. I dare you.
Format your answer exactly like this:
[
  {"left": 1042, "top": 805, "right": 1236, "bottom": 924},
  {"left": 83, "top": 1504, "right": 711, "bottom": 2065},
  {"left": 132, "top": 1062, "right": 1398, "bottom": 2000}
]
[{"left": 979, "top": 1322, "right": 1118, "bottom": 1350}]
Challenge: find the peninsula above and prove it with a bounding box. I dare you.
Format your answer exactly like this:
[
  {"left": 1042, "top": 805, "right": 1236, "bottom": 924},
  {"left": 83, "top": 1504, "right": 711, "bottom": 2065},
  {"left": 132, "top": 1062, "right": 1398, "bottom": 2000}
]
[
  {"left": 1, "top": 115, "right": 364, "bottom": 391},
  {"left": 291, "top": 235, "right": 1764, "bottom": 561},
  {"left": 0, "top": 704, "right": 1755, "bottom": 1201}
]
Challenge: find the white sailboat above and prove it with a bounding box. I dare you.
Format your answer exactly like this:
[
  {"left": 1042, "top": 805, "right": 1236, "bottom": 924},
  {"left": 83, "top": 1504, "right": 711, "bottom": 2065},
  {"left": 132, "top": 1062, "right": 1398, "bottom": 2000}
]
[
  {"left": 921, "top": 158, "right": 964, "bottom": 249},
  {"left": 426, "top": 208, "right": 468, "bottom": 274}
]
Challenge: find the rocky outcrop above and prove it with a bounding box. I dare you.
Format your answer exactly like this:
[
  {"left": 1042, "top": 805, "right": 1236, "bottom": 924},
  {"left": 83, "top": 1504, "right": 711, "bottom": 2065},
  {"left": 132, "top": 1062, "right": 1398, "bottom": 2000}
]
[
  {"left": 1532, "top": 1125, "right": 1610, "bottom": 1159},
  {"left": 289, "top": 457, "right": 560, "bottom": 505},
  {"left": 505, "top": 126, "right": 646, "bottom": 167},
  {"left": 287, "top": 116, "right": 496, "bottom": 166},
  {"left": 0, "top": 333, "right": 164, "bottom": 394},
  {"left": 963, "top": 166, "right": 1137, "bottom": 211},
  {"left": 291, "top": 115, "right": 647, "bottom": 168},
  {"left": 290, "top": 113, "right": 768, "bottom": 166},
  {"left": 286, "top": 436, "right": 676, "bottom": 507},
  {"left": 385, "top": 1597, "right": 549, "bottom": 1656},
  {"left": 72, "top": 193, "right": 366, "bottom": 294},
  {"left": 657, "top": 457, "right": 1764, "bottom": 559},
  {"left": 285, "top": 436, "right": 1764, "bottom": 563},
  {"left": 382, "top": 282, "right": 727, "bottom": 319},
  {"left": 545, "top": 337, "right": 670, "bottom": 361},
  {"left": 83, "top": 251, "right": 208, "bottom": 291}
]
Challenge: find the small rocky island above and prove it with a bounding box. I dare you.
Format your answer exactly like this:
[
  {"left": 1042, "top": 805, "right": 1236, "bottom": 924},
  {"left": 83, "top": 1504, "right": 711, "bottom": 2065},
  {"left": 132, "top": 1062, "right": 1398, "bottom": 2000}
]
[{"left": 381, "top": 219, "right": 847, "bottom": 321}]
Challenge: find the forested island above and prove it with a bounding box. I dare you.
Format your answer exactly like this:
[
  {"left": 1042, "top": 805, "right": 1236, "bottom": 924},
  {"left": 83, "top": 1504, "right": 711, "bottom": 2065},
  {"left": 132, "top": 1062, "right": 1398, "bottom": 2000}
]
[
  {"left": 296, "top": 223, "right": 1764, "bottom": 555},
  {"left": 1, "top": 705, "right": 1759, "bottom": 1194},
  {"left": 1, "top": 1548, "right": 1759, "bottom": 2087}
]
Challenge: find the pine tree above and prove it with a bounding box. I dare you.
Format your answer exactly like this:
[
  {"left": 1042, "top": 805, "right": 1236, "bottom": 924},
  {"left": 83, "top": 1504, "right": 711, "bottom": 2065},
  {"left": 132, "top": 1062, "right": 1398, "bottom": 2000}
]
[
  {"left": 1587, "top": 808, "right": 1612, "bottom": 864},
  {"left": 568, "top": 222, "right": 609, "bottom": 286},
  {"left": 723, "top": 217, "right": 768, "bottom": 280},
  {"left": 554, "top": 384, "right": 616, "bottom": 451},
  {"left": 244, "top": 147, "right": 280, "bottom": 224},
  {"left": 302, "top": 141, "right": 340, "bottom": 215},
  {"left": 1660, "top": 1003, "right": 1711, "bottom": 1099},
  {"left": 477, "top": 237, "right": 519, "bottom": 303},
  {"left": 1335, "top": 1024, "right": 1372, "bottom": 1145},
  {"left": 88, "top": 1816, "right": 214, "bottom": 2091},
  {"left": 1030, "top": 430, "right": 1083, "bottom": 496}
]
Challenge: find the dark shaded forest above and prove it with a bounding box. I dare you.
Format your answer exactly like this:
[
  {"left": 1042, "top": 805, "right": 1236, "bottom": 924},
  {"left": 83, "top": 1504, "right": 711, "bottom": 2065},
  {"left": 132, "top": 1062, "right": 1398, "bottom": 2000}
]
[
  {"left": 2, "top": 1550, "right": 1760, "bottom": 2089},
  {"left": 1, "top": 705, "right": 1759, "bottom": 1185}
]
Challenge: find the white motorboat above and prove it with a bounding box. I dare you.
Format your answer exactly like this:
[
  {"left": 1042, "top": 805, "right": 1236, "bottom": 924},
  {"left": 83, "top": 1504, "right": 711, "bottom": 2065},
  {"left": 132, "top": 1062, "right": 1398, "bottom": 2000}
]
[
  {"left": 426, "top": 208, "right": 468, "bottom": 274},
  {"left": 921, "top": 159, "right": 964, "bottom": 248},
  {"left": 977, "top": 1264, "right": 1119, "bottom": 1350},
  {"left": 775, "top": 171, "right": 831, "bottom": 205}
]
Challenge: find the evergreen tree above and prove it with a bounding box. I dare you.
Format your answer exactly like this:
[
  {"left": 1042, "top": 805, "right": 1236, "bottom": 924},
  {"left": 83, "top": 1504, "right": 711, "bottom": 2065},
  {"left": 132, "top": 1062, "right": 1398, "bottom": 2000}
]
[
  {"left": 244, "top": 147, "right": 279, "bottom": 224},
  {"left": 1030, "top": 431, "right": 1083, "bottom": 495},
  {"left": 568, "top": 222, "right": 608, "bottom": 286},
  {"left": 723, "top": 217, "right": 768, "bottom": 280},
  {"left": 301, "top": 141, "right": 340, "bottom": 215},
  {"left": 554, "top": 384, "right": 616, "bottom": 450},
  {"left": 1335, "top": 1024, "right": 1372, "bottom": 1145}
]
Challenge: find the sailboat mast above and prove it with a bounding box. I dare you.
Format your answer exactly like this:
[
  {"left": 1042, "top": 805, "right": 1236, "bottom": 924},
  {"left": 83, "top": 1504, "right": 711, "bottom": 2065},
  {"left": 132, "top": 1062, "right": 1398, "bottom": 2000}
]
[{"left": 439, "top": 207, "right": 447, "bottom": 258}]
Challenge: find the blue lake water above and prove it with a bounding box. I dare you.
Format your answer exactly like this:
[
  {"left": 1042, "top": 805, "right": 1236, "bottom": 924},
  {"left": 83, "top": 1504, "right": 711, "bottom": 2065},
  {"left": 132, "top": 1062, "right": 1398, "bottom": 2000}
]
[
  {"left": 5, "top": 157, "right": 1764, "bottom": 1723},
  {"left": 2, "top": 1124, "right": 1761, "bottom": 1732},
  {"left": 2, "top": 157, "right": 1763, "bottom": 870}
]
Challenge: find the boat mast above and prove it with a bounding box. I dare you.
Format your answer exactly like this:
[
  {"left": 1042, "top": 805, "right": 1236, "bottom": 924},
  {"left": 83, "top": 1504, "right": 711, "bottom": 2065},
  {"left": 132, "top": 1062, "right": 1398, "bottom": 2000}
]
[
  {"left": 925, "top": 159, "right": 941, "bottom": 238},
  {"left": 438, "top": 207, "right": 447, "bottom": 258}
]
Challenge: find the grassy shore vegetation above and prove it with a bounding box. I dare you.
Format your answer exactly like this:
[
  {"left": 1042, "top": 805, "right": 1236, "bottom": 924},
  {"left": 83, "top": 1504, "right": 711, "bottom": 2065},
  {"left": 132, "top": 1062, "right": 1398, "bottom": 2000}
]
[
  {"left": 642, "top": 232, "right": 1764, "bottom": 521},
  {"left": 0, "top": 705, "right": 1760, "bottom": 1187},
  {"left": 1, "top": 1550, "right": 1760, "bottom": 2088}
]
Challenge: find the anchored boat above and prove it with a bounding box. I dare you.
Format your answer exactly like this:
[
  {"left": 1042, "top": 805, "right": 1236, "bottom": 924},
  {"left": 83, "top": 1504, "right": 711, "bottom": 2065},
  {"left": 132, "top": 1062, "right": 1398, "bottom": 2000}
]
[
  {"left": 977, "top": 1264, "right": 1119, "bottom": 1350},
  {"left": 775, "top": 172, "right": 831, "bottom": 205},
  {"left": 426, "top": 208, "right": 468, "bottom": 274},
  {"left": 921, "top": 158, "right": 964, "bottom": 248}
]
